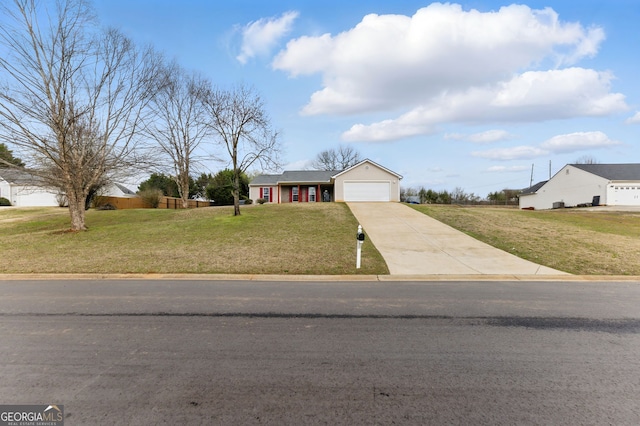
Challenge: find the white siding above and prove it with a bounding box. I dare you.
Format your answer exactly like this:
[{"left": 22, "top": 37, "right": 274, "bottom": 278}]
[
  {"left": 12, "top": 186, "right": 58, "bottom": 207},
  {"left": 0, "top": 179, "right": 8, "bottom": 200},
  {"left": 519, "top": 165, "right": 609, "bottom": 210},
  {"left": 249, "top": 185, "right": 277, "bottom": 203}
]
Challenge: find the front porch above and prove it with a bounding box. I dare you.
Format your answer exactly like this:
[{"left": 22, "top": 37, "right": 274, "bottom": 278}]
[{"left": 279, "top": 184, "right": 333, "bottom": 203}]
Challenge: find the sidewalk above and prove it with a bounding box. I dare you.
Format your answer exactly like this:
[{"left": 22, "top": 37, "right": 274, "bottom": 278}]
[{"left": 347, "top": 203, "right": 568, "bottom": 276}]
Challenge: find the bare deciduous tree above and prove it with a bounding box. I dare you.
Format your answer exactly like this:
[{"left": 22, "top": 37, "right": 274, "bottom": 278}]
[
  {"left": 145, "top": 62, "right": 211, "bottom": 208},
  {"left": 574, "top": 155, "right": 600, "bottom": 164},
  {"left": 0, "top": 0, "right": 159, "bottom": 230},
  {"left": 311, "top": 145, "right": 362, "bottom": 171},
  {"left": 202, "top": 84, "right": 281, "bottom": 216}
]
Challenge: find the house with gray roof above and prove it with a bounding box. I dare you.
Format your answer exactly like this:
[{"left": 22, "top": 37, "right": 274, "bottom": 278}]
[
  {"left": 0, "top": 168, "right": 137, "bottom": 207},
  {"left": 519, "top": 163, "right": 640, "bottom": 210},
  {"left": 249, "top": 159, "right": 402, "bottom": 203},
  {"left": 0, "top": 168, "right": 59, "bottom": 206}
]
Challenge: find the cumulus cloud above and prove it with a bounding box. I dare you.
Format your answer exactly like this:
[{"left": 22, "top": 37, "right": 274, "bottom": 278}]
[
  {"left": 472, "top": 146, "right": 549, "bottom": 161},
  {"left": 272, "top": 3, "right": 625, "bottom": 142},
  {"left": 625, "top": 111, "right": 640, "bottom": 124},
  {"left": 237, "top": 11, "right": 299, "bottom": 64},
  {"left": 343, "top": 68, "right": 626, "bottom": 142},
  {"left": 472, "top": 131, "right": 620, "bottom": 161},
  {"left": 539, "top": 131, "right": 621, "bottom": 152},
  {"left": 445, "top": 130, "right": 512, "bottom": 144}
]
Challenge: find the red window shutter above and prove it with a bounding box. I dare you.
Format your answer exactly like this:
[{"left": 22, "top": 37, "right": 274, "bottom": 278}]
[
  {"left": 270, "top": 187, "right": 273, "bottom": 203},
  {"left": 260, "top": 187, "right": 263, "bottom": 199}
]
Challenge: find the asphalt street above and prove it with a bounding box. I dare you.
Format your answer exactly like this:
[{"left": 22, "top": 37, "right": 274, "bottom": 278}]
[{"left": 1, "top": 279, "right": 639, "bottom": 425}]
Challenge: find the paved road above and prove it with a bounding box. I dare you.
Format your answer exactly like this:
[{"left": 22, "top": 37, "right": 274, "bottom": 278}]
[
  {"left": 347, "top": 202, "right": 566, "bottom": 275},
  {"left": 1, "top": 279, "right": 639, "bottom": 425}
]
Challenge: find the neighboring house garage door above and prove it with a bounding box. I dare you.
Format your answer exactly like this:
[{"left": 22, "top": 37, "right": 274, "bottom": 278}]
[
  {"left": 343, "top": 181, "right": 390, "bottom": 202},
  {"left": 610, "top": 185, "right": 640, "bottom": 205}
]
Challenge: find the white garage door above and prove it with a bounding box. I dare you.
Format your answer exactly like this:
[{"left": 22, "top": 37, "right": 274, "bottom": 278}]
[
  {"left": 344, "top": 182, "right": 390, "bottom": 202},
  {"left": 610, "top": 185, "right": 640, "bottom": 205}
]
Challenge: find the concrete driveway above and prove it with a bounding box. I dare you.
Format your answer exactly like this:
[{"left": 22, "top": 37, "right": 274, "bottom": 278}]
[{"left": 348, "top": 203, "right": 567, "bottom": 276}]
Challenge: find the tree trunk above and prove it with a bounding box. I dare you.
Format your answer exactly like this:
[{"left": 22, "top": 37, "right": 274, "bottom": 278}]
[
  {"left": 179, "top": 172, "right": 190, "bottom": 209},
  {"left": 66, "top": 189, "right": 88, "bottom": 231},
  {"left": 232, "top": 170, "right": 241, "bottom": 216},
  {"left": 181, "top": 187, "right": 189, "bottom": 209}
]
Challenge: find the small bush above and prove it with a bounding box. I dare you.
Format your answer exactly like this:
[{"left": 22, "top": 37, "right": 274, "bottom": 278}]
[
  {"left": 0, "top": 197, "right": 11, "bottom": 206},
  {"left": 244, "top": 198, "right": 253, "bottom": 205},
  {"left": 98, "top": 203, "right": 116, "bottom": 210},
  {"left": 139, "top": 188, "right": 163, "bottom": 208},
  {"left": 92, "top": 195, "right": 109, "bottom": 209},
  {"left": 256, "top": 198, "right": 267, "bottom": 205}
]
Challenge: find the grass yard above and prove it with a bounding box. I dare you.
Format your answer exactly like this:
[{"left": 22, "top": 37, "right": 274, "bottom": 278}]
[
  {"left": 412, "top": 205, "right": 640, "bottom": 275},
  {"left": 0, "top": 204, "right": 389, "bottom": 275}
]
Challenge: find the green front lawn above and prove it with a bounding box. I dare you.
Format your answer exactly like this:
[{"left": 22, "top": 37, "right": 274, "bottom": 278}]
[
  {"left": 0, "top": 204, "right": 389, "bottom": 275},
  {"left": 412, "top": 205, "right": 640, "bottom": 275}
]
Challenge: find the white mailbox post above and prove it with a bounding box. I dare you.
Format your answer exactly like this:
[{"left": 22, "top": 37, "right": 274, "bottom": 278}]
[{"left": 356, "top": 224, "right": 365, "bottom": 269}]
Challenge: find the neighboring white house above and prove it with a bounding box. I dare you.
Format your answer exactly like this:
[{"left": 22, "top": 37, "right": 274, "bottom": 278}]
[
  {"left": 102, "top": 183, "right": 137, "bottom": 198},
  {"left": 249, "top": 159, "right": 402, "bottom": 203},
  {"left": 519, "top": 163, "right": 640, "bottom": 210},
  {"left": 0, "top": 169, "right": 59, "bottom": 207},
  {"left": 0, "top": 168, "right": 137, "bottom": 207}
]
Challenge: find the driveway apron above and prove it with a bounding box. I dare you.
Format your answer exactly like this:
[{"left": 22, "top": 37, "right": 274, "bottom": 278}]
[{"left": 347, "top": 203, "right": 567, "bottom": 275}]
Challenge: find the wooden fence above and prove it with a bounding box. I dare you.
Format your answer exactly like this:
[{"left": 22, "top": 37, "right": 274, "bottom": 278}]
[{"left": 97, "top": 196, "right": 212, "bottom": 210}]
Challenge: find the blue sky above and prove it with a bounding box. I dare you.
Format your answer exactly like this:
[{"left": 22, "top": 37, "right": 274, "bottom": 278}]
[{"left": 93, "top": 0, "right": 640, "bottom": 194}]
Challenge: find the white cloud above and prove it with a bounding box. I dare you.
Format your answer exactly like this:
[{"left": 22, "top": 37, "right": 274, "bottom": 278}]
[
  {"left": 472, "top": 131, "right": 620, "bottom": 161},
  {"left": 283, "top": 158, "right": 313, "bottom": 170},
  {"left": 343, "top": 68, "right": 626, "bottom": 142},
  {"left": 625, "top": 111, "right": 640, "bottom": 124},
  {"left": 445, "top": 130, "right": 512, "bottom": 144},
  {"left": 272, "top": 3, "right": 627, "bottom": 143},
  {"left": 274, "top": 4, "right": 608, "bottom": 116},
  {"left": 237, "top": 11, "right": 299, "bottom": 64},
  {"left": 472, "top": 146, "right": 549, "bottom": 161},
  {"left": 539, "top": 131, "right": 621, "bottom": 152}
]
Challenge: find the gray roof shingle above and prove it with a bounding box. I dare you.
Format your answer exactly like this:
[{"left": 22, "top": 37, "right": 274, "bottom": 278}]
[
  {"left": 279, "top": 170, "right": 339, "bottom": 183},
  {"left": 0, "top": 168, "right": 43, "bottom": 185},
  {"left": 521, "top": 180, "right": 548, "bottom": 195},
  {"left": 249, "top": 174, "right": 281, "bottom": 185},
  {"left": 572, "top": 163, "right": 640, "bottom": 180},
  {"left": 250, "top": 170, "right": 341, "bottom": 185}
]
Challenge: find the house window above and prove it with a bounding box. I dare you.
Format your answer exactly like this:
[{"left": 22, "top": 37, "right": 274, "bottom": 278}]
[
  {"left": 309, "top": 187, "right": 316, "bottom": 202},
  {"left": 292, "top": 187, "right": 299, "bottom": 202},
  {"left": 262, "top": 187, "right": 270, "bottom": 202}
]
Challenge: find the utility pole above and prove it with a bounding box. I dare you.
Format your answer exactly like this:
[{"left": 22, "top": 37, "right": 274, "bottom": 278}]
[{"left": 530, "top": 164, "right": 534, "bottom": 187}]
